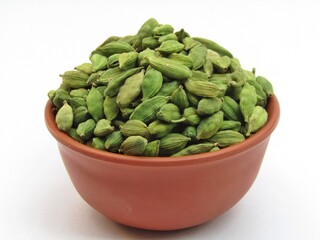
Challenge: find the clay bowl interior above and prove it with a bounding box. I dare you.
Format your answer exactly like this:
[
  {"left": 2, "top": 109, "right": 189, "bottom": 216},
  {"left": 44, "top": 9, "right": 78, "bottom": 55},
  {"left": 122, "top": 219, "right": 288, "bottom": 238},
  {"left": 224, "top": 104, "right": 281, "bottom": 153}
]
[{"left": 45, "top": 95, "right": 280, "bottom": 231}]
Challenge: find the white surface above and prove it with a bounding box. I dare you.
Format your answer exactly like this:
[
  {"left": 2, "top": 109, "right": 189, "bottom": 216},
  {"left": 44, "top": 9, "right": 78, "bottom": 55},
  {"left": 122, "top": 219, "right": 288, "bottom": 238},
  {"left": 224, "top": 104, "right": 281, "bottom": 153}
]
[{"left": 1, "top": 0, "right": 319, "bottom": 239}]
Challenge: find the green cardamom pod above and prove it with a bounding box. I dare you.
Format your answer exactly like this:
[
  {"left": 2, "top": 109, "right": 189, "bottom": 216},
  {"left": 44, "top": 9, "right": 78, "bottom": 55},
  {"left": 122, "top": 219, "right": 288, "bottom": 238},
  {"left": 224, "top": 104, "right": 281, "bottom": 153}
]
[
  {"left": 118, "top": 51, "right": 138, "bottom": 70},
  {"left": 192, "top": 37, "right": 233, "bottom": 58},
  {"left": 172, "top": 143, "right": 214, "bottom": 156},
  {"left": 97, "top": 67, "right": 122, "bottom": 85},
  {"left": 159, "top": 133, "right": 191, "bottom": 156},
  {"left": 186, "top": 91, "right": 200, "bottom": 107},
  {"left": 203, "top": 55, "right": 213, "bottom": 77},
  {"left": 221, "top": 96, "right": 243, "bottom": 121},
  {"left": 155, "top": 81, "right": 179, "bottom": 96},
  {"left": 120, "top": 136, "right": 148, "bottom": 156},
  {"left": 86, "top": 87, "right": 104, "bottom": 122},
  {"left": 107, "top": 53, "right": 120, "bottom": 68},
  {"left": 69, "top": 88, "right": 88, "bottom": 98},
  {"left": 138, "top": 48, "right": 159, "bottom": 67},
  {"left": 182, "top": 126, "right": 197, "bottom": 141},
  {"left": 60, "top": 70, "right": 89, "bottom": 89},
  {"left": 47, "top": 90, "right": 56, "bottom": 101},
  {"left": 246, "top": 106, "right": 268, "bottom": 136},
  {"left": 210, "top": 146, "right": 220, "bottom": 152},
  {"left": 158, "top": 33, "right": 178, "bottom": 43},
  {"left": 196, "top": 111, "right": 224, "bottom": 140},
  {"left": 68, "top": 97, "right": 87, "bottom": 109},
  {"left": 97, "top": 41, "right": 135, "bottom": 57},
  {"left": 103, "top": 96, "right": 119, "bottom": 121},
  {"left": 90, "top": 53, "right": 108, "bottom": 72},
  {"left": 172, "top": 107, "right": 201, "bottom": 126},
  {"left": 118, "top": 35, "right": 139, "bottom": 45},
  {"left": 247, "top": 80, "right": 267, "bottom": 107},
  {"left": 120, "top": 107, "right": 134, "bottom": 119},
  {"left": 105, "top": 67, "right": 143, "bottom": 97},
  {"left": 188, "top": 44, "right": 207, "bottom": 70},
  {"left": 156, "top": 40, "right": 185, "bottom": 54},
  {"left": 239, "top": 82, "right": 257, "bottom": 122},
  {"left": 175, "top": 28, "right": 190, "bottom": 42},
  {"left": 182, "top": 37, "right": 199, "bottom": 51},
  {"left": 120, "top": 120, "right": 150, "bottom": 138},
  {"left": 219, "top": 120, "right": 242, "bottom": 131},
  {"left": 76, "top": 119, "right": 96, "bottom": 140},
  {"left": 147, "top": 56, "right": 192, "bottom": 80},
  {"left": 143, "top": 140, "right": 160, "bottom": 157},
  {"left": 116, "top": 70, "right": 144, "bottom": 108},
  {"left": 141, "top": 68, "right": 163, "bottom": 100},
  {"left": 209, "top": 130, "right": 245, "bottom": 147},
  {"left": 256, "top": 76, "right": 274, "bottom": 97},
  {"left": 170, "top": 85, "right": 189, "bottom": 110},
  {"left": 92, "top": 137, "right": 106, "bottom": 150},
  {"left": 147, "top": 120, "right": 176, "bottom": 139},
  {"left": 210, "top": 55, "right": 231, "bottom": 73},
  {"left": 153, "top": 24, "right": 174, "bottom": 36},
  {"left": 74, "top": 62, "right": 93, "bottom": 75},
  {"left": 93, "top": 119, "right": 114, "bottom": 137},
  {"left": 184, "top": 79, "right": 221, "bottom": 97},
  {"left": 104, "top": 131, "right": 124, "bottom": 153},
  {"left": 69, "top": 128, "right": 82, "bottom": 142},
  {"left": 168, "top": 53, "right": 193, "bottom": 68},
  {"left": 229, "top": 58, "right": 241, "bottom": 72},
  {"left": 55, "top": 101, "right": 73, "bottom": 132},
  {"left": 142, "top": 37, "right": 159, "bottom": 49},
  {"left": 156, "top": 103, "right": 182, "bottom": 123},
  {"left": 73, "top": 106, "right": 90, "bottom": 127},
  {"left": 129, "top": 96, "right": 169, "bottom": 123},
  {"left": 86, "top": 72, "right": 99, "bottom": 85},
  {"left": 137, "top": 18, "right": 159, "bottom": 38},
  {"left": 189, "top": 70, "right": 209, "bottom": 82},
  {"left": 197, "top": 97, "right": 222, "bottom": 116}
]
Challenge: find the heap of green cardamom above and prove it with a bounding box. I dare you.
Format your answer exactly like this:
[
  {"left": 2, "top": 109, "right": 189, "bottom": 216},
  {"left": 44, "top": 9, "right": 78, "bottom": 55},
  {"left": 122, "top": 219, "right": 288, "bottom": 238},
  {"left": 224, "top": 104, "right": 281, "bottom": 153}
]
[{"left": 48, "top": 18, "right": 274, "bottom": 157}]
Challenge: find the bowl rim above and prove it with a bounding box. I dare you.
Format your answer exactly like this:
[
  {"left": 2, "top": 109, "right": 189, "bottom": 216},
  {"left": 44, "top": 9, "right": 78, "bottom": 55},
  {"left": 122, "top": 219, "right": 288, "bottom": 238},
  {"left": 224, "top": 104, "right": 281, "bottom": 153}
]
[{"left": 45, "top": 95, "right": 280, "bottom": 166}]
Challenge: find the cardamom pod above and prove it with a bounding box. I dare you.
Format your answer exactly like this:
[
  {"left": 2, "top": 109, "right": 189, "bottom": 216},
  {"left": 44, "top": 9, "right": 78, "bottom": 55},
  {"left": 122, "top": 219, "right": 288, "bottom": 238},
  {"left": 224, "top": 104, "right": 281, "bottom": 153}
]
[
  {"left": 118, "top": 51, "right": 138, "bottom": 70},
  {"left": 76, "top": 119, "right": 96, "bottom": 140},
  {"left": 170, "top": 85, "right": 189, "bottom": 110},
  {"left": 73, "top": 106, "right": 90, "bottom": 127},
  {"left": 196, "top": 111, "right": 224, "bottom": 140},
  {"left": 158, "top": 33, "right": 178, "bottom": 43},
  {"left": 129, "top": 96, "right": 169, "bottom": 123},
  {"left": 188, "top": 44, "right": 207, "bottom": 70},
  {"left": 168, "top": 53, "right": 193, "bottom": 68},
  {"left": 103, "top": 96, "right": 119, "bottom": 121},
  {"left": 142, "top": 37, "right": 159, "bottom": 49},
  {"left": 239, "top": 82, "right": 257, "bottom": 122},
  {"left": 74, "top": 62, "right": 93, "bottom": 75},
  {"left": 55, "top": 101, "right": 73, "bottom": 132},
  {"left": 156, "top": 40, "right": 185, "bottom": 54},
  {"left": 92, "top": 137, "right": 106, "bottom": 150},
  {"left": 120, "top": 136, "right": 148, "bottom": 156},
  {"left": 93, "top": 119, "right": 114, "bottom": 137},
  {"left": 156, "top": 81, "right": 179, "bottom": 96},
  {"left": 153, "top": 24, "right": 174, "bottom": 36},
  {"left": 209, "top": 130, "right": 245, "bottom": 147},
  {"left": 156, "top": 103, "right": 182, "bottom": 123},
  {"left": 182, "top": 126, "right": 197, "bottom": 141},
  {"left": 197, "top": 97, "right": 222, "bottom": 116},
  {"left": 246, "top": 106, "right": 268, "bottom": 136},
  {"left": 192, "top": 37, "right": 233, "bottom": 58},
  {"left": 90, "top": 53, "right": 108, "bottom": 72},
  {"left": 256, "top": 76, "right": 274, "bottom": 97},
  {"left": 219, "top": 120, "right": 242, "bottom": 131},
  {"left": 69, "top": 88, "right": 88, "bottom": 98},
  {"left": 87, "top": 87, "right": 104, "bottom": 122},
  {"left": 97, "top": 41, "right": 135, "bottom": 57},
  {"left": 172, "top": 143, "right": 214, "bottom": 156},
  {"left": 107, "top": 53, "right": 120, "bottom": 68},
  {"left": 143, "top": 140, "right": 160, "bottom": 157},
  {"left": 221, "top": 96, "right": 243, "bottom": 121},
  {"left": 60, "top": 70, "right": 89, "bottom": 89},
  {"left": 141, "top": 68, "right": 163, "bottom": 100},
  {"left": 97, "top": 67, "right": 122, "bottom": 85},
  {"left": 184, "top": 79, "right": 221, "bottom": 97},
  {"left": 159, "top": 133, "right": 191, "bottom": 156},
  {"left": 147, "top": 120, "right": 176, "bottom": 138},
  {"left": 104, "top": 131, "right": 124, "bottom": 152},
  {"left": 116, "top": 70, "right": 144, "bottom": 108},
  {"left": 120, "top": 120, "right": 150, "bottom": 138}
]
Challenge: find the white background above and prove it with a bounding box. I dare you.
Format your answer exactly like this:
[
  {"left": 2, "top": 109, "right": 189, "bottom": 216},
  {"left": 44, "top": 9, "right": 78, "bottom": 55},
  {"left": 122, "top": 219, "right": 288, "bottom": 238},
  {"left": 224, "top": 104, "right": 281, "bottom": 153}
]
[{"left": 1, "top": 0, "right": 319, "bottom": 239}]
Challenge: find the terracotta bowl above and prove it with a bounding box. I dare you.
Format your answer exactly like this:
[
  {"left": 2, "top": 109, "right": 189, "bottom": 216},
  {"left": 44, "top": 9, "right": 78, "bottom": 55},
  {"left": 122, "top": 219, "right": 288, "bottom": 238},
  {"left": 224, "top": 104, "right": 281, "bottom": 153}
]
[{"left": 45, "top": 95, "right": 280, "bottom": 231}]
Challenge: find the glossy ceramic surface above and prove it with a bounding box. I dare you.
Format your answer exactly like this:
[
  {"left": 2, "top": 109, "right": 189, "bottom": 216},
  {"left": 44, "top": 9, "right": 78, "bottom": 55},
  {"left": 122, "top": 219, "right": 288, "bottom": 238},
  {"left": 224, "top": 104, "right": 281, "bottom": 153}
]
[{"left": 45, "top": 96, "right": 280, "bottom": 230}]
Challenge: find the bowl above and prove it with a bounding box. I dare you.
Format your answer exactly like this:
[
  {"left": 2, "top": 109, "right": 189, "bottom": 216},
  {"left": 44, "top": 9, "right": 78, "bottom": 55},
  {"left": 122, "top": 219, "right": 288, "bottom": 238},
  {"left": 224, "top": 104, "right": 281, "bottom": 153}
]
[{"left": 45, "top": 95, "right": 280, "bottom": 231}]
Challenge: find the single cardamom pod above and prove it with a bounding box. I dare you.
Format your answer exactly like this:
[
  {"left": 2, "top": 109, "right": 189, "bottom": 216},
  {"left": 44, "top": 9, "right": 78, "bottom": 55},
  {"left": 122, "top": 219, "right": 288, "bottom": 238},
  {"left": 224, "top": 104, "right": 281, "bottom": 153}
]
[
  {"left": 103, "top": 96, "right": 119, "bottom": 121},
  {"left": 147, "top": 56, "right": 192, "bottom": 80},
  {"left": 97, "top": 67, "right": 122, "bottom": 85},
  {"left": 69, "top": 128, "right": 82, "bottom": 142},
  {"left": 97, "top": 41, "right": 135, "bottom": 57},
  {"left": 197, "top": 97, "right": 222, "bottom": 116},
  {"left": 86, "top": 87, "right": 104, "bottom": 122},
  {"left": 55, "top": 101, "right": 73, "bottom": 132},
  {"left": 175, "top": 28, "right": 190, "bottom": 42},
  {"left": 129, "top": 96, "right": 169, "bottom": 123},
  {"left": 188, "top": 44, "right": 207, "bottom": 70},
  {"left": 90, "top": 53, "right": 108, "bottom": 72},
  {"left": 196, "top": 111, "right": 224, "bottom": 140},
  {"left": 209, "top": 130, "right": 245, "bottom": 147},
  {"left": 60, "top": 70, "right": 89, "bottom": 89},
  {"left": 120, "top": 107, "right": 134, "bottom": 119},
  {"left": 172, "top": 143, "right": 214, "bottom": 156},
  {"left": 74, "top": 62, "right": 93, "bottom": 75},
  {"left": 210, "top": 55, "right": 231, "bottom": 73},
  {"left": 117, "top": 70, "right": 144, "bottom": 108},
  {"left": 221, "top": 96, "right": 243, "bottom": 121},
  {"left": 168, "top": 53, "right": 193, "bottom": 68},
  {"left": 159, "top": 133, "right": 191, "bottom": 156},
  {"left": 138, "top": 48, "right": 159, "bottom": 67},
  {"left": 120, "top": 136, "right": 148, "bottom": 156},
  {"left": 247, "top": 80, "right": 267, "bottom": 107},
  {"left": 156, "top": 103, "right": 182, "bottom": 123},
  {"left": 92, "top": 137, "right": 106, "bottom": 150},
  {"left": 229, "top": 58, "right": 241, "bottom": 72},
  {"left": 246, "top": 106, "right": 268, "bottom": 136},
  {"left": 219, "top": 120, "right": 242, "bottom": 131},
  {"left": 156, "top": 40, "right": 185, "bottom": 54},
  {"left": 143, "top": 140, "right": 160, "bottom": 157},
  {"left": 256, "top": 76, "right": 274, "bottom": 97},
  {"left": 239, "top": 82, "right": 257, "bottom": 122},
  {"left": 107, "top": 53, "right": 120, "bottom": 68},
  {"left": 153, "top": 24, "right": 174, "bottom": 36},
  {"left": 73, "top": 106, "right": 90, "bottom": 127},
  {"left": 182, "top": 126, "right": 197, "bottom": 141},
  {"left": 183, "top": 37, "right": 199, "bottom": 50},
  {"left": 76, "top": 119, "right": 96, "bottom": 140},
  {"left": 119, "top": 120, "right": 150, "bottom": 138},
  {"left": 69, "top": 88, "right": 88, "bottom": 98},
  {"left": 142, "top": 36, "right": 159, "bottom": 49},
  {"left": 184, "top": 79, "right": 221, "bottom": 97},
  {"left": 192, "top": 37, "right": 233, "bottom": 58},
  {"left": 118, "top": 51, "right": 139, "bottom": 70},
  {"left": 104, "top": 131, "right": 124, "bottom": 153},
  {"left": 155, "top": 81, "right": 179, "bottom": 96},
  {"left": 170, "top": 85, "right": 189, "bottom": 110},
  {"left": 203, "top": 55, "right": 213, "bottom": 77},
  {"left": 68, "top": 97, "right": 87, "bottom": 110},
  {"left": 147, "top": 120, "right": 176, "bottom": 139},
  {"left": 158, "top": 33, "right": 178, "bottom": 43},
  {"left": 141, "top": 68, "right": 163, "bottom": 100},
  {"left": 172, "top": 107, "right": 201, "bottom": 126},
  {"left": 93, "top": 119, "right": 114, "bottom": 137}
]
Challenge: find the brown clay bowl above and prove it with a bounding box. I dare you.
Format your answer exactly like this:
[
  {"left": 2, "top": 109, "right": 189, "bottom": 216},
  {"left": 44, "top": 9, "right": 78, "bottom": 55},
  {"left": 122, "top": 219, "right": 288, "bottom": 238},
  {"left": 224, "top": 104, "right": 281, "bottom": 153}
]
[{"left": 45, "top": 95, "right": 280, "bottom": 231}]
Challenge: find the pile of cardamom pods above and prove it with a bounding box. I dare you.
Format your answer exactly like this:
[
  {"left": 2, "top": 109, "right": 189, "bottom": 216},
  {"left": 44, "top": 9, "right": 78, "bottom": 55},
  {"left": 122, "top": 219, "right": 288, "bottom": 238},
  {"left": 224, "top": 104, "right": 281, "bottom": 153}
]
[{"left": 48, "top": 18, "right": 274, "bottom": 157}]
